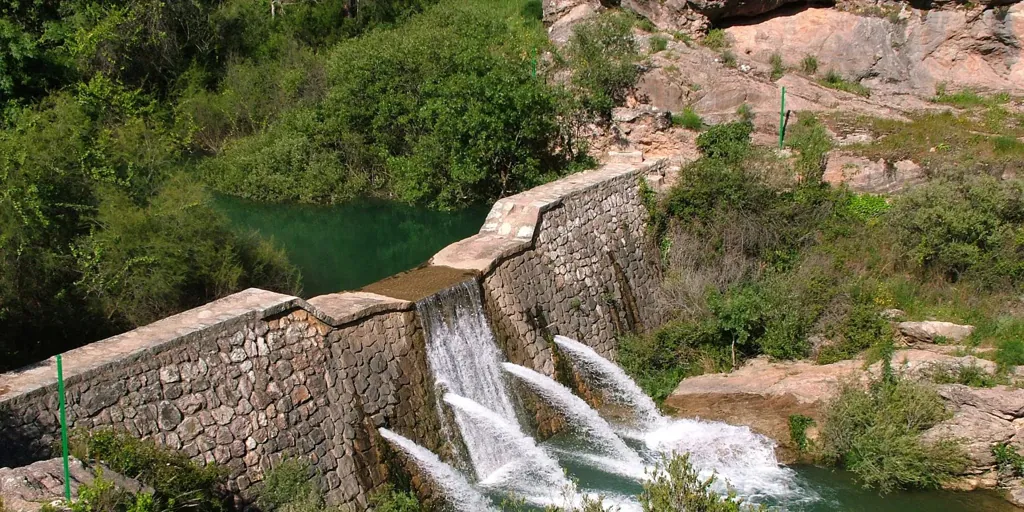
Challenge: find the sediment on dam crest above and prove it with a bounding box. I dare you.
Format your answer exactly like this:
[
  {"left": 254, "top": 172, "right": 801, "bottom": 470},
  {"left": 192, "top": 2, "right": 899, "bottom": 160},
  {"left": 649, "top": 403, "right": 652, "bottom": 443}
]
[{"left": 0, "top": 159, "right": 670, "bottom": 510}]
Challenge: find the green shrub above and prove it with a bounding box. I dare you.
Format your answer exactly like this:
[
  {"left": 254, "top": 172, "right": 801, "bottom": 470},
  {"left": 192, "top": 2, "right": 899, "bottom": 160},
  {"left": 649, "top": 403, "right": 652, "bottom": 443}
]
[
  {"left": 69, "top": 429, "right": 227, "bottom": 512},
  {"left": 369, "top": 484, "right": 422, "bottom": 512},
  {"left": 800, "top": 54, "right": 819, "bottom": 74},
  {"left": 820, "top": 70, "right": 870, "bottom": 97},
  {"left": 818, "top": 375, "right": 968, "bottom": 493},
  {"left": 997, "top": 338, "right": 1024, "bottom": 369},
  {"left": 634, "top": 16, "right": 657, "bottom": 33},
  {"left": 844, "top": 193, "right": 890, "bottom": 221},
  {"left": 889, "top": 175, "right": 1024, "bottom": 286},
  {"left": 769, "top": 52, "right": 784, "bottom": 80},
  {"left": 257, "top": 459, "right": 317, "bottom": 511},
  {"left": 788, "top": 414, "right": 816, "bottom": 452},
  {"left": 695, "top": 121, "right": 753, "bottom": 162},
  {"left": 785, "top": 114, "right": 832, "bottom": 182},
  {"left": 993, "top": 443, "right": 1024, "bottom": 477},
  {"left": 650, "top": 35, "right": 668, "bottom": 53},
  {"left": 720, "top": 50, "right": 737, "bottom": 68},
  {"left": 70, "top": 471, "right": 157, "bottom": 512},
  {"left": 639, "top": 453, "right": 767, "bottom": 511},
  {"left": 702, "top": 28, "right": 729, "bottom": 50},
  {"left": 671, "top": 107, "right": 703, "bottom": 130},
  {"left": 565, "top": 10, "right": 642, "bottom": 118}
]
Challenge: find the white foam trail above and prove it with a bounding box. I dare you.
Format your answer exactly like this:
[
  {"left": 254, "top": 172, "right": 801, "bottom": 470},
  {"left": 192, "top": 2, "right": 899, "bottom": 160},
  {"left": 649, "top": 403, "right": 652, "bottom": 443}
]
[
  {"left": 501, "top": 362, "right": 646, "bottom": 479},
  {"left": 443, "top": 393, "right": 570, "bottom": 505},
  {"left": 378, "top": 428, "right": 495, "bottom": 511},
  {"left": 553, "top": 335, "right": 662, "bottom": 427},
  {"left": 417, "top": 282, "right": 519, "bottom": 480}
]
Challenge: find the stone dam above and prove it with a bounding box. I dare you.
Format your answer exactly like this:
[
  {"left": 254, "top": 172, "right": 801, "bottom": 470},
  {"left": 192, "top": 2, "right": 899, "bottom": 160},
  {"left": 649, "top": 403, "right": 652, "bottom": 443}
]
[{"left": 0, "top": 160, "right": 673, "bottom": 511}]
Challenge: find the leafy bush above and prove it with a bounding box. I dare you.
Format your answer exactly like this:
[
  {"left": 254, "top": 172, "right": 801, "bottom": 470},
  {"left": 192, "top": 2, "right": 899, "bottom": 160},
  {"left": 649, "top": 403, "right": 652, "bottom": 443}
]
[
  {"left": 889, "top": 175, "right": 1024, "bottom": 286},
  {"left": 820, "top": 70, "right": 870, "bottom": 97},
  {"left": 69, "top": 429, "right": 227, "bottom": 512},
  {"left": 996, "top": 338, "right": 1024, "bottom": 369},
  {"left": 769, "top": 52, "right": 785, "bottom": 81},
  {"left": 785, "top": 114, "right": 832, "bottom": 182},
  {"left": 650, "top": 36, "right": 668, "bottom": 53},
  {"left": 70, "top": 471, "right": 156, "bottom": 512},
  {"left": 735, "top": 103, "right": 754, "bottom": 124},
  {"left": 702, "top": 28, "right": 729, "bottom": 50},
  {"left": 671, "top": 108, "right": 703, "bottom": 130},
  {"left": 639, "top": 453, "right": 767, "bottom": 511},
  {"left": 694, "top": 121, "right": 754, "bottom": 163},
  {"left": 788, "top": 414, "right": 816, "bottom": 452},
  {"left": 800, "top": 54, "right": 819, "bottom": 74},
  {"left": 564, "top": 10, "right": 642, "bottom": 118},
  {"left": 369, "top": 484, "right": 422, "bottom": 512},
  {"left": 818, "top": 374, "right": 968, "bottom": 493}
]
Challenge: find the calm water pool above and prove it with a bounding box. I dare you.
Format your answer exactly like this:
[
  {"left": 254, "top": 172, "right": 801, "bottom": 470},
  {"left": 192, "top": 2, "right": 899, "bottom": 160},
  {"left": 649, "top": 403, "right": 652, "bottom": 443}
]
[{"left": 215, "top": 196, "right": 488, "bottom": 297}]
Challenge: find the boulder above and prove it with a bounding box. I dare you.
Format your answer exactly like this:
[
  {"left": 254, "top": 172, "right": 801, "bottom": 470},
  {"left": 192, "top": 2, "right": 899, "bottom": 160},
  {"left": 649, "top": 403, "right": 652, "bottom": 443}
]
[
  {"left": 922, "top": 385, "right": 1024, "bottom": 477},
  {"left": 823, "top": 153, "right": 926, "bottom": 194},
  {"left": 898, "top": 321, "right": 976, "bottom": 343}
]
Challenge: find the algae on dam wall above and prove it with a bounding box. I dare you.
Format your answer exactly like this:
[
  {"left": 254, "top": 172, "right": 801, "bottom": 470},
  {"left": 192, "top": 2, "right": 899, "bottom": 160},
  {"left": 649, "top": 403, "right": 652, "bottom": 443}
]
[{"left": 0, "top": 159, "right": 669, "bottom": 509}]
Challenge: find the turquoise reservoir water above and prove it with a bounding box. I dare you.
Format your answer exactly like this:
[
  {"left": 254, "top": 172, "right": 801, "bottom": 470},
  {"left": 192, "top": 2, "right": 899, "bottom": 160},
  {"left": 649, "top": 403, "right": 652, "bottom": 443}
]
[{"left": 214, "top": 196, "right": 489, "bottom": 297}]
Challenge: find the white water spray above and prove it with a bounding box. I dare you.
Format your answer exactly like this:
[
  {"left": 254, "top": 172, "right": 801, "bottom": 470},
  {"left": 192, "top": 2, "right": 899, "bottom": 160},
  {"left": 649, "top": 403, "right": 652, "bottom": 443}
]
[
  {"left": 553, "top": 335, "right": 662, "bottom": 427},
  {"left": 501, "top": 362, "right": 646, "bottom": 479},
  {"left": 443, "top": 393, "right": 570, "bottom": 505},
  {"left": 417, "top": 282, "right": 519, "bottom": 480},
  {"left": 378, "top": 428, "right": 495, "bottom": 511}
]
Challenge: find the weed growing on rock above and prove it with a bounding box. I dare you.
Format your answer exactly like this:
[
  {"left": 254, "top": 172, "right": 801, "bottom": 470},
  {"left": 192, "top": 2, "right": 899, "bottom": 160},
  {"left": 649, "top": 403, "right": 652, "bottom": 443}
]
[
  {"left": 702, "top": 28, "right": 729, "bottom": 50},
  {"left": 921, "top": 361, "right": 1000, "bottom": 388},
  {"left": 640, "top": 453, "right": 768, "bottom": 511},
  {"left": 820, "top": 70, "right": 870, "bottom": 97},
  {"left": 720, "top": 50, "right": 737, "bottom": 68},
  {"left": 736, "top": 103, "right": 754, "bottom": 124},
  {"left": 993, "top": 443, "right": 1024, "bottom": 477},
  {"left": 671, "top": 107, "right": 703, "bottom": 131},
  {"left": 788, "top": 414, "right": 816, "bottom": 452},
  {"left": 369, "top": 484, "right": 422, "bottom": 512},
  {"left": 650, "top": 36, "right": 668, "bottom": 53},
  {"left": 800, "top": 55, "right": 819, "bottom": 75},
  {"left": 770, "top": 52, "right": 785, "bottom": 81}
]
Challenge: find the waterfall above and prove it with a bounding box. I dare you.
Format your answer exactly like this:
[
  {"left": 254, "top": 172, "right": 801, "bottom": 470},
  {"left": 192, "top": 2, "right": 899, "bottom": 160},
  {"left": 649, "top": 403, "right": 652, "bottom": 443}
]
[
  {"left": 552, "top": 335, "right": 662, "bottom": 428},
  {"left": 500, "top": 362, "right": 646, "bottom": 479},
  {"left": 378, "top": 428, "right": 495, "bottom": 511},
  {"left": 417, "top": 281, "right": 518, "bottom": 481},
  {"left": 442, "top": 393, "right": 569, "bottom": 505}
]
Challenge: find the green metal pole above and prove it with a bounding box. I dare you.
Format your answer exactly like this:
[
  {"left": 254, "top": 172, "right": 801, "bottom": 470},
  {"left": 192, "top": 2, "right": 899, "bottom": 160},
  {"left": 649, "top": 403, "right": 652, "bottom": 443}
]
[
  {"left": 57, "top": 354, "right": 71, "bottom": 502},
  {"left": 779, "top": 86, "right": 787, "bottom": 149}
]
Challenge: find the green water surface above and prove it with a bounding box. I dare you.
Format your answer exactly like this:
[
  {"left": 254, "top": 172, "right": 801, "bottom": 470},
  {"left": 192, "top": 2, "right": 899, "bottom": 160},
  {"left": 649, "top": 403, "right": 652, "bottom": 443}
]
[{"left": 215, "top": 195, "right": 489, "bottom": 297}]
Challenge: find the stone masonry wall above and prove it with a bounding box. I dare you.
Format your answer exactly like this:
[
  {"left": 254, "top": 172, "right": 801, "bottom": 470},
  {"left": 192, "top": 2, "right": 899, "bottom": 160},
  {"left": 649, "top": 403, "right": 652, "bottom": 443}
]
[
  {"left": 0, "top": 290, "right": 441, "bottom": 512},
  {"left": 1, "top": 160, "right": 669, "bottom": 510}
]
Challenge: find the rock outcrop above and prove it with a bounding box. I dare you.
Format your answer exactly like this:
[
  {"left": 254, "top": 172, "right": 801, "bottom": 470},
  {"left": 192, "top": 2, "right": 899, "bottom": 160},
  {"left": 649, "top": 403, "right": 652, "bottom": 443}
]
[
  {"left": 666, "top": 349, "right": 1017, "bottom": 471},
  {"left": 726, "top": 5, "right": 1024, "bottom": 95},
  {"left": 899, "top": 320, "right": 977, "bottom": 343},
  {"left": 0, "top": 458, "right": 147, "bottom": 512}
]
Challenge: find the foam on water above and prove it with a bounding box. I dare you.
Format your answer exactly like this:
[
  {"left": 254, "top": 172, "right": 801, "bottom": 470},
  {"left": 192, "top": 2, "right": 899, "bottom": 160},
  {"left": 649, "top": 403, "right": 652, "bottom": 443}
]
[{"left": 378, "top": 428, "right": 495, "bottom": 511}]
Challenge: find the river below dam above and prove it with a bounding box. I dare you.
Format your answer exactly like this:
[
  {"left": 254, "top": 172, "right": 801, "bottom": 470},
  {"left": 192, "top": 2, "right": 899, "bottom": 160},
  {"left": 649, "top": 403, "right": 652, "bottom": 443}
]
[{"left": 215, "top": 195, "right": 489, "bottom": 297}]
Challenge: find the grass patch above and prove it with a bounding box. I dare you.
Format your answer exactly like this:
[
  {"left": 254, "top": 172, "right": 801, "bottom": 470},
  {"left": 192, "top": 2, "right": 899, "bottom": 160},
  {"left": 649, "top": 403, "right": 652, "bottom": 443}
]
[
  {"left": 702, "top": 28, "right": 729, "bottom": 50},
  {"left": 649, "top": 35, "right": 668, "bottom": 53},
  {"left": 720, "top": 50, "right": 737, "bottom": 68},
  {"left": 820, "top": 70, "right": 870, "bottom": 97},
  {"left": 770, "top": 52, "right": 785, "bottom": 81},
  {"left": 993, "top": 443, "right": 1024, "bottom": 477},
  {"left": 671, "top": 107, "right": 703, "bottom": 130},
  {"left": 932, "top": 85, "right": 1010, "bottom": 108},
  {"left": 921, "top": 361, "right": 1001, "bottom": 388}
]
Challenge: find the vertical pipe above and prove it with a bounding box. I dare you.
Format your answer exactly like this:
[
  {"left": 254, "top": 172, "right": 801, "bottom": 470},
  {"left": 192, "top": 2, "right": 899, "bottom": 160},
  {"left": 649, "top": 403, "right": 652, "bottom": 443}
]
[
  {"left": 57, "top": 354, "right": 71, "bottom": 501},
  {"left": 779, "top": 86, "right": 787, "bottom": 149}
]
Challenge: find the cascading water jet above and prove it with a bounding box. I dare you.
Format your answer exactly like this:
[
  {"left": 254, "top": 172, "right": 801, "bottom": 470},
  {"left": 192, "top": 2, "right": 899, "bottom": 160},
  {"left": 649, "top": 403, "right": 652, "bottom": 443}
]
[{"left": 378, "top": 428, "right": 495, "bottom": 511}]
